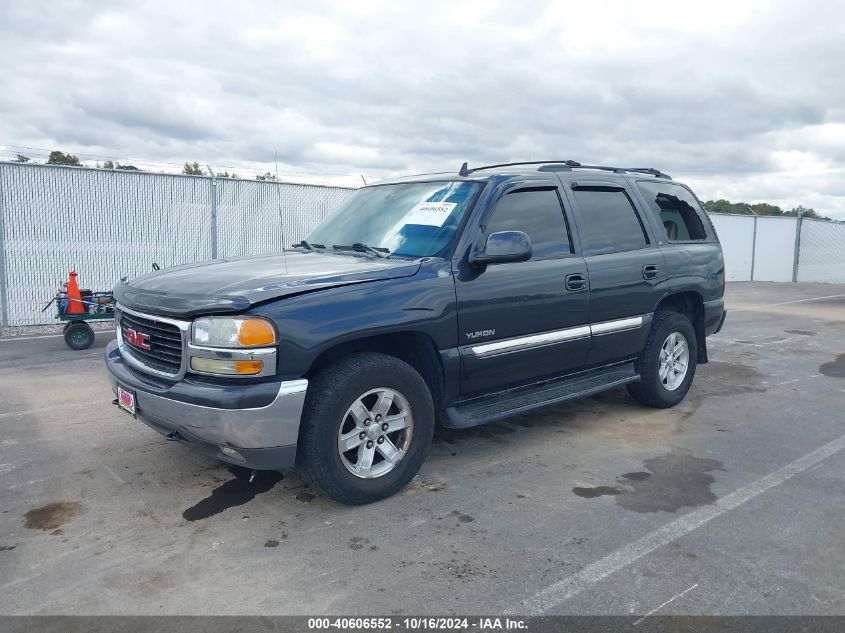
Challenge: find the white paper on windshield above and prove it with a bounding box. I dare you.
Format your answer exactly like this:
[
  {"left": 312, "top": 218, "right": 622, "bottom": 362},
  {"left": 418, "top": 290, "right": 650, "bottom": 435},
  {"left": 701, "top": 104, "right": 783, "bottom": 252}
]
[{"left": 404, "top": 201, "right": 457, "bottom": 227}]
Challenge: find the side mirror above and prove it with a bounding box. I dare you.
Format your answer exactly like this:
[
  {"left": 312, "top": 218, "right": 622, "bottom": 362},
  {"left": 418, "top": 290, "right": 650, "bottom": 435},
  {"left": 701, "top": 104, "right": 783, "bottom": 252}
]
[{"left": 470, "top": 230, "right": 532, "bottom": 266}]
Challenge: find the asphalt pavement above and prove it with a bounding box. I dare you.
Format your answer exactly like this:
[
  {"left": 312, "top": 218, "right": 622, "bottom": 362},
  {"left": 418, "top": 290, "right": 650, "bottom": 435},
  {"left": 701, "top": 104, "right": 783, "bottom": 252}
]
[{"left": 1, "top": 282, "right": 843, "bottom": 616}]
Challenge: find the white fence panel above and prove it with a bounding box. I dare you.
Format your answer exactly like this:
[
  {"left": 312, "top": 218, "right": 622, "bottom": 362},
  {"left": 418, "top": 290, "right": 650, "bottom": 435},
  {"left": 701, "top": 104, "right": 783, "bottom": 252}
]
[
  {"left": 0, "top": 162, "right": 354, "bottom": 326},
  {"left": 752, "top": 217, "right": 798, "bottom": 282},
  {"left": 708, "top": 214, "right": 754, "bottom": 281},
  {"left": 798, "top": 218, "right": 845, "bottom": 283}
]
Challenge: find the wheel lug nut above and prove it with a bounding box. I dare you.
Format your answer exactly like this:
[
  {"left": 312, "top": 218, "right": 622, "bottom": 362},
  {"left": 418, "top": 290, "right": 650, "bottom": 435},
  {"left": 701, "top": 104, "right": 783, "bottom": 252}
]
[
  {"left": 359, "top": 432, "right": 366, "bottom": 440},
  {"left": 364, "top": 419, "right": 371, "bottom": 426},
  {"left": 377, "top": 437, "right": 384, "bottom": 444},
  {"left": 376, "top": 414, "right": 382, "bottom": 422},
  {"left": 382, "top": 422, "right": 389, "bottom": 431},
  {"left": 366, "top": 440, "right": 374, "bottom": 448}
]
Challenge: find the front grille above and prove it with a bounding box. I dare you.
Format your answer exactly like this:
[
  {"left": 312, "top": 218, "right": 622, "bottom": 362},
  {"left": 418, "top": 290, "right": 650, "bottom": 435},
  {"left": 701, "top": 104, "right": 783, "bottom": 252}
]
[{"left": 119, "top": 311, "right": 184, "bottom": 376}]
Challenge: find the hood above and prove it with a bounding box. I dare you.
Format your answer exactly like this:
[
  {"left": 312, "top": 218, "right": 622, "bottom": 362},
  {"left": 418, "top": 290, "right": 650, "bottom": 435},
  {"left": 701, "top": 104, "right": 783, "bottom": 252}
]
[{"left": 113, "top": 250, "right": 422, "bottom": 317}]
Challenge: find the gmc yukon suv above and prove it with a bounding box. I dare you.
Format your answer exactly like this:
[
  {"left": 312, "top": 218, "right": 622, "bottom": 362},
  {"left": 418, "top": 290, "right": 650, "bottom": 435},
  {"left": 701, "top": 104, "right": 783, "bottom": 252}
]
[{"left": 106, "top": 160, "right": 726, "bottom": 504}]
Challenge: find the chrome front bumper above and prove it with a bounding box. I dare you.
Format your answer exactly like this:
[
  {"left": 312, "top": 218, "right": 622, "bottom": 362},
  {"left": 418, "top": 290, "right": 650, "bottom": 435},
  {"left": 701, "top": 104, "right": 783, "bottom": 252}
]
[{"left": 105, "top": 340, "right": 307, "bottom": 469}]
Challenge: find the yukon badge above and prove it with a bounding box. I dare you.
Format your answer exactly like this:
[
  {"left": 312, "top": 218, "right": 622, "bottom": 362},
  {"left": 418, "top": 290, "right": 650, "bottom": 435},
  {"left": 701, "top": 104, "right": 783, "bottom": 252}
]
[{"left": 466, "top": 329, "right": 495, "bottom": 340}]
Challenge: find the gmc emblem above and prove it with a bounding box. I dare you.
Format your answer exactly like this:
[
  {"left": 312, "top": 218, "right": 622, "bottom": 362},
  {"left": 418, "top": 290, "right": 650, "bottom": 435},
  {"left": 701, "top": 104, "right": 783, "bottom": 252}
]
[{"left": 125, "top": 328, "right": 151, "bottom": 350}]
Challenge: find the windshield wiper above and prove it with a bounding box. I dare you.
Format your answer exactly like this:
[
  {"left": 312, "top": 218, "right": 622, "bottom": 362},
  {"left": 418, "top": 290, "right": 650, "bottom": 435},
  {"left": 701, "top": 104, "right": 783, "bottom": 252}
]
[
  {"left": 332, "top": 243, "right": 390, "bottom": 258},
  {"left": 292, "top": 240, "right": 325, "bottom": 252}
]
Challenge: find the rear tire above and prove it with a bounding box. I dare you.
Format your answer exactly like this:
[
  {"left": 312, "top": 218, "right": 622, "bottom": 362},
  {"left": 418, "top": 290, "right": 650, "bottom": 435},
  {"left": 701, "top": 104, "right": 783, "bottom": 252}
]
[
  {"left": 64, "top": 322, "right": 94, "bottom": 350},
  {"left": 297, "top": 352, "right": 435, "bottom": 505},
  {"left": 627, "top": 311, "right": 697, "bottom": 408}
]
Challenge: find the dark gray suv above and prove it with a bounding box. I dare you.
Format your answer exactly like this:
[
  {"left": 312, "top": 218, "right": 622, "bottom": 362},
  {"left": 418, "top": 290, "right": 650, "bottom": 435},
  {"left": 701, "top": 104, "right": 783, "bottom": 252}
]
[{"left": 106, "top": 160, "right": 726, "bottom": 504}]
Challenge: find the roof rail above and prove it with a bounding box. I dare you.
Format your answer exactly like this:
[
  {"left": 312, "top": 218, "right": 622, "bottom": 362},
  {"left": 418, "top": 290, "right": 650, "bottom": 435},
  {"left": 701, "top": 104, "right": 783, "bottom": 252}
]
[
  {"left": 460, "top": 160, "right": 582, "bottom": 175},
  {"left": 459, "top": 161, "right": 671, "bottom": 179},
  {"left": 565, "top": 165, "right": 672, "bottom": 179},
  {"left": 623, "top": 167, "right": 672, "bottom": 179}
]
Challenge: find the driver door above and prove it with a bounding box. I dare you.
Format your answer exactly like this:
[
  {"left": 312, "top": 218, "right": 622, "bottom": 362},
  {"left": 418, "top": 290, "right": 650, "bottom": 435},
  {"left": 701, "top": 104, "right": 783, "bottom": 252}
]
[{"left": 454, "top": 181, "right": 590, "bottom": 398}]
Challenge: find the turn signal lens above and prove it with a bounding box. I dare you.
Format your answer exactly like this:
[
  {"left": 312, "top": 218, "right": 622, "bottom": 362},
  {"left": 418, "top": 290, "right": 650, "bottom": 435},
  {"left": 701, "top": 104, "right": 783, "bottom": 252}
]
[
  {"left": 190, "top": 358, "right": 264, "bottom": 375},
  {"left": 239, "top": 319, "right": 276, "bottom": 346},
  {"left": 235, "top": 360, "right": 264, "bottom": 375}
]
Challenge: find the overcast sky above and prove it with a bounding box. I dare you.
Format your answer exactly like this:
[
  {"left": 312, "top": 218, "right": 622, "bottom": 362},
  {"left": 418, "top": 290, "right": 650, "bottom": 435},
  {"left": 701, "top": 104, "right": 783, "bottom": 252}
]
[{"left": 1, "top": 0, "right": 844, "bottom": 216}]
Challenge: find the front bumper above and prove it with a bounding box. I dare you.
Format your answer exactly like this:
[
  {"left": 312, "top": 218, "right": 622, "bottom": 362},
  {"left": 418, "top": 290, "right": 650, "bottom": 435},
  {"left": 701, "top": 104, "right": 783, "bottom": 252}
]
[{"left": 105, "top": 340, "right": 307, "bottom": 470}]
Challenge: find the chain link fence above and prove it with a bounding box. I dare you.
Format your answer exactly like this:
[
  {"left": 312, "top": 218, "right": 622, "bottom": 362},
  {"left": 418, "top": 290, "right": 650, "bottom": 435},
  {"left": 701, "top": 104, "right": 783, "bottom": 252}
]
[
  {"left": 709, "top": 213, "right": 845, "bottom": 283},
  {"left": 797, "top": 218, "right": 845, "bottom": 283},
  {"left": 0, "top": 162, "right": 353, "bottom": 326}
]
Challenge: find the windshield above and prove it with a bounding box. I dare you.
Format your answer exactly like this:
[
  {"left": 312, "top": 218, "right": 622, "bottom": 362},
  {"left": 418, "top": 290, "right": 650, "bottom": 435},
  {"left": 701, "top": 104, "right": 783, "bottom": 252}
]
[{"left": 306, "top": 181, "right": 482, "bottom": 258}]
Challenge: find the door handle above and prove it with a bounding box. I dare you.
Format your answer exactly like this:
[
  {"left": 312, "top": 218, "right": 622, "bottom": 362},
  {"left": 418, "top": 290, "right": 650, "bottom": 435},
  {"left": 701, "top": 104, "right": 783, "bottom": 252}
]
[
  {"left": 565, "top": 273, "right": 587, "bottom": 291},
  {"left": 642, "top": 264, "right": 660, "bottom": 280}
]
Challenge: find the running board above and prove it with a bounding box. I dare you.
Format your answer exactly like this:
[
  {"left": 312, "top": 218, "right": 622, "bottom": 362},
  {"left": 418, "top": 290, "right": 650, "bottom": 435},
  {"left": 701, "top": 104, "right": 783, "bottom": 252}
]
[{"left": 445, "top": 363, "right": 639, "bottom": 429}]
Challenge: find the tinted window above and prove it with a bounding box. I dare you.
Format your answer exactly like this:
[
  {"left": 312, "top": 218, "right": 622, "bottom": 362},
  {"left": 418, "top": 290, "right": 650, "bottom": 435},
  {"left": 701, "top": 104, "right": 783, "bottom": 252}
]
[
  {"left": 573, "top": 188, "right": 649, "bottom": 256},
  {"left": 485, "top": 189, "right": 571, "bottom": 258},
  {"left": 636, "top": 181, "right": 708, "bottom": 241}
]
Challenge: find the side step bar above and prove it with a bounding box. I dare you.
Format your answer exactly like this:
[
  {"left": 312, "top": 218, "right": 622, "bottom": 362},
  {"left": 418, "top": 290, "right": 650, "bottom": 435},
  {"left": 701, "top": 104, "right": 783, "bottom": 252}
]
[{"left": 444, "top": 363, "right": 639, "bottom": 429}]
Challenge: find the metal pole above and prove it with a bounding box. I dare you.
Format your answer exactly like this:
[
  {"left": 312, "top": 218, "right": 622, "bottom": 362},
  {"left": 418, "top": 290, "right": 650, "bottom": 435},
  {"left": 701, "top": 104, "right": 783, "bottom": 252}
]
[
  {"left": 749, "top": 209, "right": 758, "bottom": 282},
  {"left": 791, "top": 210, "right": 804, "bottom": 283},
  {"left": 0, "top": 165, "right": 8, "bottom": 328},
  {"left": 208, "top": 167, "right": 218, "bottom": 260}
]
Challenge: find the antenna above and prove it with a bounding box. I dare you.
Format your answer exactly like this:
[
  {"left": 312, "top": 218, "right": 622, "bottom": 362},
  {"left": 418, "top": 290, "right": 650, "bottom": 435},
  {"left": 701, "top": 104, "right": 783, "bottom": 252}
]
[
  {"left": 273, "top": 146, "right": 288, "bottom": 273},
  {"left": 361, "top": 174, "right": 368, "bottom": 185}
]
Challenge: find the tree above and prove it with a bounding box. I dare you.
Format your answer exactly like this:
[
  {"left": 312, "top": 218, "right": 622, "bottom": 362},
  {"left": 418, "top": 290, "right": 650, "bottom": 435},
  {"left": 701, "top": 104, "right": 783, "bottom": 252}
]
[
  {"left": 216, "top": 171, "right": 238, "bottom": 179},
  {"left": 704, "top": 199, "right": 831, "bottom": 221},
  {"left": 13, "top": 154, "right": 30, "bottom": 163},
  {"left": 790, "top": 205, "right": 830, "bottom": 221},
  {"left": 256, "top": 171, "right": 278, "bottom": 181},
  {"left": 183, "top": 161, "right": 204, "bottom": 175},
  {"left": 102, "top": 160, "right": 115, "bottom": 169},
  {"left": 47, "top": 150, "right": 80, "bottom": 166},
  {"left": 116, "top": 163, "right": 140, "bottom": 171},
  {"left": 750, "top": 202, "right": 784, "bottom": 216},
  {"left": 703, "top": 199, "right": 753, "bottom": 215}
]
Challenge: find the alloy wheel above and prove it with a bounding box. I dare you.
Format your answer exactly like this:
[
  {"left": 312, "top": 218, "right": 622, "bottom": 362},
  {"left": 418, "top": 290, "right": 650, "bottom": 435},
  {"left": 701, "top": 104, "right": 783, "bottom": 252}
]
[
  {"left": 337, "top": 388, "right": 414, "bottom": 479},
  {"left": 658, "top": 331, "right": 689, "bottom": 391}
]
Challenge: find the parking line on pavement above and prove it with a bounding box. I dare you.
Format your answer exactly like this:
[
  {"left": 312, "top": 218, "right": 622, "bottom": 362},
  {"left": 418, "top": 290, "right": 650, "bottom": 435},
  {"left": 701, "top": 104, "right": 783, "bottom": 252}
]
[
  {"left": 761, "top": 292, "right": 845, "bottom": 307},
  {"left": 509, "top": 432, "right": 845, "bottom": 615},
  {"left": 731, "top": 292, "right": 845, "bottom": 312},
  {"left": 633, "top": 583, "right": 698, "bottom": 625},
  {"left": 0, "top": 333, "right": 70, "bottom": 341}
]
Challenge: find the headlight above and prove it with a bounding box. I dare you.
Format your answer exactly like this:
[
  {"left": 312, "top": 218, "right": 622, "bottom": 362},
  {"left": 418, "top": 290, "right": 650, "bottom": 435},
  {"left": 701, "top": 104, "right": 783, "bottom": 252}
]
[{"left": 192, "top": 317, "right": 277, "bottom": 348}]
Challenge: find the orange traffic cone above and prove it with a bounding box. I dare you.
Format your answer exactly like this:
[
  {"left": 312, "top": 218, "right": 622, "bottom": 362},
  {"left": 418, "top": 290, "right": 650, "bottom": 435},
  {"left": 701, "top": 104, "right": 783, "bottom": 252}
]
[{"left": 66, "top": 271, "right": 85, "bottom": 314}]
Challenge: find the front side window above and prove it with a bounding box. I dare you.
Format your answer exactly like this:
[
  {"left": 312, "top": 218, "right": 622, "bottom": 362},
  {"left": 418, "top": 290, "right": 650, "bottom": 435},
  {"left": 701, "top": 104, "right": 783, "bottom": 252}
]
[
  {"left": 636, "top": 181, "right": 709, "bottom": 241},
  {"left": 306, "top": 181, "right": 482, "bottom": 258},
  {"left": 573, "top": 188, "right": 649, "bottom": 256},
  {"left": 485, "top": 188, "right": 572, "bottom": 258}
]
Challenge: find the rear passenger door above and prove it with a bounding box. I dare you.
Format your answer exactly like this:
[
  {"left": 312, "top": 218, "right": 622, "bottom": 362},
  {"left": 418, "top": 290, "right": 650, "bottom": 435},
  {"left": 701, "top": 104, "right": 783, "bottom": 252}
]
[
  {"left": 563, "top": 182, "right": 667, "bottom": 367},
  {"left": 632, "top": 180, "right": 725, "bottom": 328}
]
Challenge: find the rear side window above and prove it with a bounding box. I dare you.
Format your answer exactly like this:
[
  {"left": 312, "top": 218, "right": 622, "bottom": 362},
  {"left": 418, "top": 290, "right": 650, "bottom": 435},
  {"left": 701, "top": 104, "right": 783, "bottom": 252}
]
[
  {"left": 636, "top": 181, "right": 709, "bottom": 241},
  {"left": 572, "top": 188, "right": 649, "bottom": 256},
  {"left": 485, "top": 188, "right": 572, "bottom": 258}
]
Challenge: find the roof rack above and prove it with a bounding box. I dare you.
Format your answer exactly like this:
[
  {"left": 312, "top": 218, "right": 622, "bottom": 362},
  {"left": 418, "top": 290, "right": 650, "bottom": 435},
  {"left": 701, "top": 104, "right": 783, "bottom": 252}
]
[{"left": 458, "top": 161, "right": 671, "bottom": 180}]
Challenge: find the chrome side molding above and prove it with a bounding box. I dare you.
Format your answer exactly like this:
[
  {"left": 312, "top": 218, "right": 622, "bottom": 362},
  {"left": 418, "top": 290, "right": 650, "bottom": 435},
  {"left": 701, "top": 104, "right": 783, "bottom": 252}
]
[
  {"left": 471, "top": 315, "right": 647, "bottom": 358},
  {"left": 590, "top": 315, "right": 644, "bottom": 336},
  {"left": 472, "top": 326, "right": 591, "bottom": 359}
]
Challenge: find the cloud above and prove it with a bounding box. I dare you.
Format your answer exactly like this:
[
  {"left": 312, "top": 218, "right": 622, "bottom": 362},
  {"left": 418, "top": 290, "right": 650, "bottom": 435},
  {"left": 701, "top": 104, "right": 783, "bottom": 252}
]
[{"left": 0, "top": 0, "right": 843, "bottom": 217}]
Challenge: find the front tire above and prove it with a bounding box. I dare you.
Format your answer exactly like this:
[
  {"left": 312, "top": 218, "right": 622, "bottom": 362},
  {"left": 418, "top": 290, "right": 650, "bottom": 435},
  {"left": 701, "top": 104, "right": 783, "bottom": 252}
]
[
  {"left": 297, "top": 352, "right": 435, "bottom": 505},
  {"left": 627, "top": 311, "right": 697, "bottom": 408}
]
